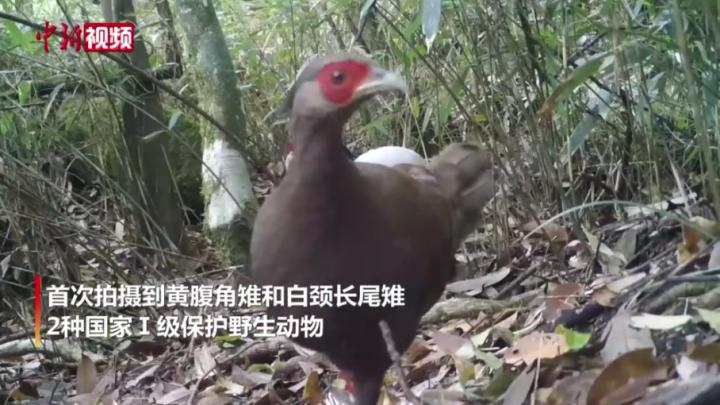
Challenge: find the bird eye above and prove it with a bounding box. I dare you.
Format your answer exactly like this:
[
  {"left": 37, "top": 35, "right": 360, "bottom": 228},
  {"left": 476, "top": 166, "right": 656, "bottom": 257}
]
[{"left": 331, "top": 70, "right": 345, "bottom": 85}]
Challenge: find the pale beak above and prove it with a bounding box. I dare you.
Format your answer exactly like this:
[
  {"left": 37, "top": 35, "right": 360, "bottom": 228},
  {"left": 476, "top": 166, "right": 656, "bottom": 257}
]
[{"left": 352, "top": 66, "right": 408, "bottom": 101}]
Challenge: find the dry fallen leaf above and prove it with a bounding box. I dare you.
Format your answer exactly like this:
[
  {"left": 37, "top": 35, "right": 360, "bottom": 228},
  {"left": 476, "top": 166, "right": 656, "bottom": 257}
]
[
  {"left": 196, "top": 392, "right": 231, "bottom": 405},
  {"left": 638, "top": 373, "right": 720, "bottom": 405},
  {"left": 614, "top": 227, "right": 638, "bottom": 263},
  {"left": 437, "top": 319, "right": 474, "bottom": 335},
  {"left": 585, "top": 229, "right": 626, "bottom": 275},
  {"left": 606, "top": 272, "right": 647, "bottom": 294},
  {"left": 601, "top": 309, "right": 654, "bottom": 364},
  {"left": 417, "top": 390, "right": 470, "bottom": 404},
  {"left": 470, "top": 328, "right": 491, "bottom": 347},
  {"left": 543, "top": 283, "right": 582, "bottom": 322},
  {"left": 504, "top": 332, "right": 569, "bottom": 366},
  {"left": 230, "top": 365, "right": 272, "bottom": 388},
  {"left": 630, "top": 313, "right": 693, "bottom": 330},
  {"left": 502, "top": 366, "right": 535, "bottom": 405},
  {"left": 446, "top": 266, "right": 511, "bottom": 294},
  {"left": 593, "top": 273, "right": 647, "bottom": 307},
  {"left": 157, "top": 387, "right": 191, "bottom": 405},
  {"left": 123, "top": 338, "right": 167, "bottom": 357},
  {"left": 194, "top": 345, "right": 217, "bottom": 380},
  {"left": 675, "top": 355, "right": 718, "bottom": 381},
  {"left": 567, "top": 240, "right": 592, "bottom": 270},
  {"left": 10, "top": 381, "right": 39, "bottom": 401},
  {"left": 687, "top": 343, "right": 720, "bottom": 364},
  {"left": 521, "top": 220, "right": 569, "bottom": 243},
  {"left": 303, "top": 370, "right": 323, "bottom": 404},
  {"left": 76, "top": 354, "right": 97, "bottom": 394},
  {"left": 101, "top": 388, "right": 119, "bottom": 405},
  {"left": 127, "top": 363, "right": 160, "bottom": 388},
  {"left": 546, "top": 370, "right": 600, "bottom": 405},
  {"left": 592, "top": 287, "right": 617, "bottom": 307},
  {"left": 69, "top": 368, "right": 115, "bottom": 405},
  {"left": 708, "top": 242, "right": 720, "bottom": 270},
  {"left": 431, "top": 331, "right": 474, "bottom": 360},
  {"left": 696, "top": 307, "right": 720, "bottom": 334},
  {"left": 587, "top": 348, "right": 669, "bottom": 405},
  {"left": 0, "top": 253, "right": 11, "bottom": 279},
  {"left": 677, "top": 216, "right": 720, "bottom": 264},
  {"left": 495, "top": 311, "right": 519, "bottom": 331},
  {"left": 216, "top": 377, "right": 246, "bottom": 396}
]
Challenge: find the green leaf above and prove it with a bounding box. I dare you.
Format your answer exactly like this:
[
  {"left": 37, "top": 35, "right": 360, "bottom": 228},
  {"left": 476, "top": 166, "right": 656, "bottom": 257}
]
[
  {"left": 248, "top": 363, "right": 273, "bottom": 373},
  {"left": 539, "top": 27, "right": 559, "bottom": 49},
  {"left": 474, "top": 113, "right": 489, "bottom": 122},
  {"left": 560, "top": 86, "right": 615, "bottom": 164},
  {"left": 486, "top": 368, "right": 515, "bottom": 399},
  {"left": 364, "top": 115, "right": 391, "bottom": 138},
  {"left": 437, "top": 97, "right": 451, "bottom": 129},
  {"left": 214, "top": 335, "right": 243, "bottom": 345},
  {"left": 537, "top": 53, "right": 609, "bottom": 119},
  {"left": 18, "top": 81, "right": 32, "bottom": 105},
  {"left": 475, "top": 349, "right": 503, "bottom": 370},
  {"left": 0, "top": 113, "right": 11, "bottom": 134},
  {"left": 555, "top": 324, "right": 591, "bottom": 350},
  {"left": 402, "top": 11, "right": 423, "bottom": 41},
  {"left": 454, "top": 357, "right": 476, "bottom": 385},
  {"left": 3, "top": 21, "right": 35, "bottom": 52}
]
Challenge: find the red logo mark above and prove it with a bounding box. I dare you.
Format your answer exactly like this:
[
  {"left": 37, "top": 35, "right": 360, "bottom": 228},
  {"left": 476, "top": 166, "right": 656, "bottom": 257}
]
[
  {"left": 60, "top": 23, "right": 82, "bottom": 52},
  {"left": 84, "top": 22, "right": 135, "bottom": 53},
  {"left": 35, "top": 21, "right": 135, "bottom": 53},
  {"left": 35, "top": 21, "right": 57, "bottom": 53}
]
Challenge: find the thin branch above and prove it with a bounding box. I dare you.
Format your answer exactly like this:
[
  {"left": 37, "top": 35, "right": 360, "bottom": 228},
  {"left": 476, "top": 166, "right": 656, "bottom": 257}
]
[{"left": 378, "top": 320, "right": 421, "bottom": 405}]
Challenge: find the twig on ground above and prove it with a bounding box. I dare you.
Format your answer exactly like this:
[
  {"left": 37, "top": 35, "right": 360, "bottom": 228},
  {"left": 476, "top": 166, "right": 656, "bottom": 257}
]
[
  {"left": 234, "top": 337, "right": 294, "bottom": 363},
  {"left": 635, "top": 243, "right": 713, "bottom": 308},
  {"left": 0, "top": 338, "right": 104, "bottom": 363},
  {"left": 667, "top": 267, "right": 720, "bottom": 283},
  {"left": 421, "top": 298, "right": 505, "bottom": 325},
  {"left": 496, "top": 261, "right": 542, "bottom": 299},
  {"left": 644, "top": 283, "right": 714, "bottom": 314},
  {"left": 0, "top": 330, "right": 35, "bottom": 346},
  {"left": 421, "top": 290, "right": 540, "bottom": 325},
  {"left": 696, "top": 285, "right": 720, "bottom": 309},
  {"left": 379, "top": 320, "right": 421, "bottom": 405}
]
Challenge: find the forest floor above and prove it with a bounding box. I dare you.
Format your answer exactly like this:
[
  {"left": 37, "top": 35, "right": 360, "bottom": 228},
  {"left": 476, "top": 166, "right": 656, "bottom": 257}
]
[{"left": 1, "top": 165, "right": 720, "bottom": 405}]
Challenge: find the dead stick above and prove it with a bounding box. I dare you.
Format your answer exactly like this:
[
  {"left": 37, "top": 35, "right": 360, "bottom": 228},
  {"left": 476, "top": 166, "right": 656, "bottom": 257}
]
[
  {"left": 378, "top": 320, "right": 421, "bottom": 405},
  {"left": 497, "top": 261, "right": 541, "bottom": 299}
]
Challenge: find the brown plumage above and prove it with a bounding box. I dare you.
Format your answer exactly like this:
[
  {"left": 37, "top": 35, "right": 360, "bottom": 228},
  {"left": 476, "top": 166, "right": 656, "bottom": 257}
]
[{"left": 250, "top": 52, "right": 494, "bottom": 405}]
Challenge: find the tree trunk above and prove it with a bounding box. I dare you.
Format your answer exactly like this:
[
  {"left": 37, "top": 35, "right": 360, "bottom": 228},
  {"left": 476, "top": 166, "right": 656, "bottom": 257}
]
[
  {"left": 175, "top": 0, "right": 257, "bottom": 265},
  {"left": 154, "top": 0, "right": 183, "bottom": 78},
  {"left": 103, "top": 0, "right": 188, "bottom": 256}
]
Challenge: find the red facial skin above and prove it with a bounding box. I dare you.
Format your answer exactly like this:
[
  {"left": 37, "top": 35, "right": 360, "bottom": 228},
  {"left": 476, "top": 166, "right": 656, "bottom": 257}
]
[
  {"left": 286, "top": 61, "right": 369, "bottom": 155},
  {"left": 316, "top": 60, "right": 370, "bottom": 105}
]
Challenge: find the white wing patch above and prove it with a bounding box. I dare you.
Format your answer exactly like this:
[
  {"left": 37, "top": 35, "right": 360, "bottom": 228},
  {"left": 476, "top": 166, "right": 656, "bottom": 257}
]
[{"left": 354, "top": 146, "right": 426, "bottom": 167}]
